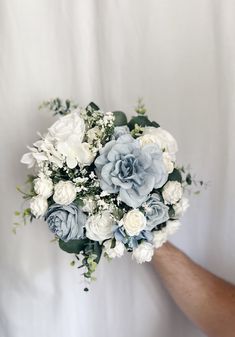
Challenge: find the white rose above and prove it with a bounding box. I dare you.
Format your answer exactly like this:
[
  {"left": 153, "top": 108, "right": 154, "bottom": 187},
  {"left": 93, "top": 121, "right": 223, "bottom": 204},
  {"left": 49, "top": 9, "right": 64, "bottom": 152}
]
[
  {"left": 82, "top": 197, "right": 96, "bottom": 213},
  {"left": 103, "top": 239, "right": 125, "bottom": 259},
  {"left": 76, "top": 142, "right": 96, "bottom": 166},
  {"left": 152, "top": 229, "right": 168, "bottom": 249},
  {"left": 132, "top": 242, "right": 154, "bottom": 264},
  {"left": 143, "top": 127, "right": 178, "bottom": 161},
  {"left": 165, "top": 220, "right": 181, "bottom": 235},
  {"left": 30, "top": 195, "right": 48, "bottom": 218},
  {"left": 163, "top": 152, "right": 174, "bottom": 174},
  {"left": 85, "top": 211, "right": 115, "bottom": 241},
  {"left": 53, "top": 181, "right": 76, "bottom": 205},
  {"left": 123, "top": 210, "right": 146, "bottom": 236},
  {"left": 138, "top": 134, "right": 159, "bottom": 147},
  {"left": 34, "top": 176, "right": 53, "bottom": 198},
  {"left": 162, "top": 181, "right": 183, "bottom": 205},
  {"left": 173, "top": 197, "right": 189, "bottom": 219},
  {"left": 49, "top": 111, "right": 85, "bottom": 143}
]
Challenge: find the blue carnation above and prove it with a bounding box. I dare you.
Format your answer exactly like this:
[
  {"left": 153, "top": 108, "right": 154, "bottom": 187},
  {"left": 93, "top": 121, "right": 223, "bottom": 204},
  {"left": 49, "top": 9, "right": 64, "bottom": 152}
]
[
  {"left": 144, "top": 193, "right": 169, "bottom": 230},
  {"left": 95, "top": 134, "right": 168, "bottom": 208},
  {"left": 44, "top": 203, "right": 87, "bottom": 242}
]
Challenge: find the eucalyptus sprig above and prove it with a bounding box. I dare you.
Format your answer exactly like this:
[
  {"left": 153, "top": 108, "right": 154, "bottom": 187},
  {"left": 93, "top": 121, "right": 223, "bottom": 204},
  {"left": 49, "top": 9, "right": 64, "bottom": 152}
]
[
  {"left": 135, "top": 98, "right": 147, "bottom": 115},
  {"left": 39, "top": 98, "right": 78, "bottom": 116}
]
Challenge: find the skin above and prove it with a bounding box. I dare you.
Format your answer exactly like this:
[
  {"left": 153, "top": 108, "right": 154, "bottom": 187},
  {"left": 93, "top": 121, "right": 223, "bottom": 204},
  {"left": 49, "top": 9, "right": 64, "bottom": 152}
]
[{"left": 151, "top": 242, "right": 235, "bottom": 337}]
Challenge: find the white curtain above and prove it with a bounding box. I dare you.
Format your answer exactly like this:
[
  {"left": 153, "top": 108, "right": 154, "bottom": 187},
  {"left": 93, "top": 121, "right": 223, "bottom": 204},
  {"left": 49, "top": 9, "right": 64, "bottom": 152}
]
[{"left": 1, "top": 1, "right": 235, "bottom": 336}]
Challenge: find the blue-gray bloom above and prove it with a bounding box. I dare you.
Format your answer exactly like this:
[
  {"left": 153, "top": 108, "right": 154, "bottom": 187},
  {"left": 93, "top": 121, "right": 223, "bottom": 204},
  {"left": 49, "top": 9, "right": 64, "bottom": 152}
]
[
  {"left": 135, "top": 230, "right": 154, "bottom": 242},
  {"left": 112, "top": 125, "right": 130, "bottom": 139},
  {"left": 44, "top": 203, "right": 87, "bottom": 242},
  {"left": 144, "top": 193, "right": 169, "bottom": 230},
  {"left": 114, "top": 226, "right": 153, "bottom": 249},
  {"left": 95, "top": 134, "right": 168, "bottom": 208}
]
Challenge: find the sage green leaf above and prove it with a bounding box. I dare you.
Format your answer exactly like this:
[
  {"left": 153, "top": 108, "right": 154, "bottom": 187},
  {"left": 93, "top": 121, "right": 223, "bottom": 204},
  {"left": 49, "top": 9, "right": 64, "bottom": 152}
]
[
  {"left": 112, "top": 111, "right": 128, "bottom": 126},
  {"left": 93, "top": 242, "right": 102, "bottom": 264},
  {"left": 86, "top": 102, "right": 100, "bottom": 112},
  {"left": 168, "top": 168, "right": 182, "bottom": 183},
  {"left": 59, "top": 238, "right": 89, "bottom": 254},
  {"left": 84, "top": 241, "right": 102, "bottom": 264},
  {"left": 128, "top": 116, "right": 160, "bottom": 130}
]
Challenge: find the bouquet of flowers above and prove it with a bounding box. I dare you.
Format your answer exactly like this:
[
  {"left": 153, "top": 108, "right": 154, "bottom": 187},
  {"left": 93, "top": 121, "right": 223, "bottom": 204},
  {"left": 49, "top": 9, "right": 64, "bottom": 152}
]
[{"left": 16, "top": 98, "right": 202, "bottom": 288}]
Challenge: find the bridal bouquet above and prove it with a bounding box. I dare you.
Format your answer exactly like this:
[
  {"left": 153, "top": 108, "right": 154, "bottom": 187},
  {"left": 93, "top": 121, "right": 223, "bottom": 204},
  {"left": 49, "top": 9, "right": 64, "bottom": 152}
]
[{"left": 16, "top": 99, "right": 202, "bottom": 287}]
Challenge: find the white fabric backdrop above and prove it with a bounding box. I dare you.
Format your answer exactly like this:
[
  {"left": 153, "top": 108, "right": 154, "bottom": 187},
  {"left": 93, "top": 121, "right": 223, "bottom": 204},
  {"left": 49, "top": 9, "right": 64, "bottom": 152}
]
[{"left": 0, "top": 1, "right": 235, "bottom": 336}]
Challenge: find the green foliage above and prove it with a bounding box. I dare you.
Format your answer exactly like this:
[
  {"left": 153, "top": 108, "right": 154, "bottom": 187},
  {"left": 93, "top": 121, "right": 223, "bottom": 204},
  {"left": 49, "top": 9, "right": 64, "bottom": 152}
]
[
  {"left": 40, "top": 98, "right": 78, "bottom": 116},
  {"left": 128, "top": 99, "right": 160, "bottom": 131},
  {"left": 177, "top": 165, "right": 207, "bottom": 195},
  {"left": 70, "top": 260, "right": 75, "bottom": 267},
  {"left": 112, "top": 111, "right": 128, "bottom": 126},
  {"left": 59, "top": 238, "right": 102, "bottom": 287},
  {"left": 168, "top": 168, "right": 183, "bottom": 183},
  {"left": 59, "top": 239, "right": 102, "bottom": 264},
  {"left": 128, "top": 116, "right": 160, "bottom": 130},
  {"left": 16, "top": 174, "right": 36, "bottom": 200},
  {"left": 12, "top": 207, "right": 33, "bottom": 234},
  {"left": 186, "top": 173, "right": 192, "bottom": 185},
  {"left": 59, "top": 238, "right": 89, "bottom": 254},
  {"left": 86, "top": 102, "right": 100, "bottom": 113},
  {"left": 135, "top": 98, "right": 147, "bottom": 115}
]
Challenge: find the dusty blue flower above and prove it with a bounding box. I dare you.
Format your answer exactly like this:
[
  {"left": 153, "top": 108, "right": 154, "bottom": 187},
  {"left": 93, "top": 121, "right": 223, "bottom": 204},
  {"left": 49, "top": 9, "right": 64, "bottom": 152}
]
[
  {"left": 112, "top": 125, "right": 130, "bottom": 139},
  {"left": 95, "top": 134, "right": 168, "bottom": 208},
  {"left": 144, "top": 193, "right": 169, "bottom": 230},
  {"left": 114, "top": 226, "right": 153, "bottom": 249},
  {"left": 44, "top": 203, "right": 87, "bottom": 242}
]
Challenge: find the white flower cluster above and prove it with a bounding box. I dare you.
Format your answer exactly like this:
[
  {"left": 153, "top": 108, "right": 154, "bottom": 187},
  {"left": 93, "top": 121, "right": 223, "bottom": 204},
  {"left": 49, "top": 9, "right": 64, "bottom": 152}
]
[{"left": 19, "top": 101, "right": 195, "bottom": 282}]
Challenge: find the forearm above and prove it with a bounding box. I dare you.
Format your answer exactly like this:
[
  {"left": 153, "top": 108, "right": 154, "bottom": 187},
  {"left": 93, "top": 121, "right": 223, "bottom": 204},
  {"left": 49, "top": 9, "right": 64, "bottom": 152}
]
[{"left": 152, "top": 242, "right": 235, "bottom": 337}]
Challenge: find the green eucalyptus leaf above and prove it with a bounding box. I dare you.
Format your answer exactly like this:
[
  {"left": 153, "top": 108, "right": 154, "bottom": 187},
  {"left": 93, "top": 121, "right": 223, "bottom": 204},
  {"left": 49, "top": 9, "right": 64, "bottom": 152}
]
[
  {"left": 168, "top": 168, "right": 183, "bottom": 183},
  {"left": 86, "top": 102, "right": 100, "bottom": 112},
  {"left": 73, "top": 198, "right": 84, "bottom": 207},
  {"left": 112, "top": 111, "right": 128, "bottom": 126},
  {"left": 92, "top": 242, "right": 102, "bottom": 264},
  {"left": 59, "top": 238, "right": 89, "bottom": 254},
  {"left": 151, "top": 121, "right": 160, "bottom": 128},
  {"left": 128, "top": 116, "right": 159, "bottom": 130},
  {"left": 186, "top": 173, "right": 192, "bottom": 185}
]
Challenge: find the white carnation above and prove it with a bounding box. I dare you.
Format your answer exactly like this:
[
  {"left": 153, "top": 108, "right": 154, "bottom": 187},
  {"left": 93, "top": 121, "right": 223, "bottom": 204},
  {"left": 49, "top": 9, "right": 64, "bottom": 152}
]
[
  {"left": 152, "top": 229, "right": 168, "bottom": 249},
  {"left": 85, "top": 211, "right": 115, "bottom": 241},
  {"left": 34, "top": 176, "right": 53, "bottom": 198},
  {"left": 143, "top": 127, "right": 178, "bottom": 161},
  {"left": 53, "top": 181, "right": 76, "bottom": 205},
  {"left": 173, "top": 197, "right": 189, "bottom": 219},
  {"left": 30, "top": 195, "right": 48, "bottom": 218},
  {"left": 162, "top": 181, "right": 183, "bottom": 205},
  {"left": 123, "top": 210, "right": 146, "bottom": 236},
  {"left": 165, "top": 220, "right": 181, "bottom": 235},
  {"left": 132, "top": 242, "right": 154, "bottom": 264},
  {"left": 103, "top": 239, "right": 125, "bottom": 259}
]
